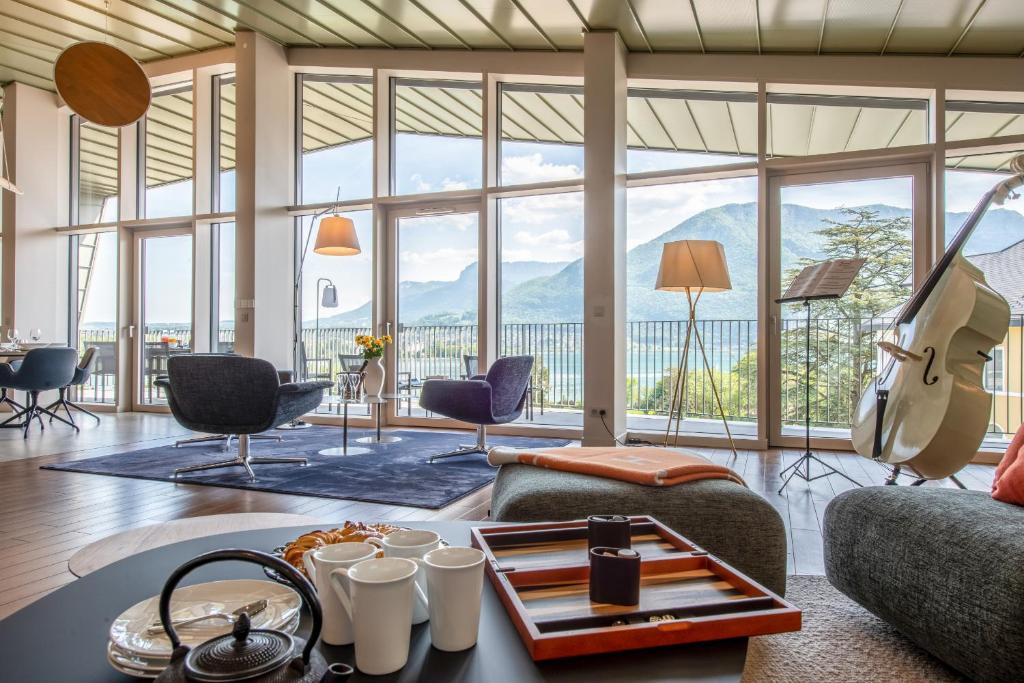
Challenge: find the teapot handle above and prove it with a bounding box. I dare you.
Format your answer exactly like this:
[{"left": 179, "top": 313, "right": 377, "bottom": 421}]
[{"left": 157, "top": 548, "right": 322, "bottom": 668}]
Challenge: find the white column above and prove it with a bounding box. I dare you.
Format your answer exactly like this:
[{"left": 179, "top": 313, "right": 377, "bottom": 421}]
[
  {"left": 0, "top": 83, "right": 69, "bottom": 344},
  {"left": 234, "top": 30, "right": 294, "bottom": 367},
  {"left": 582, "top": 31, "right": 627, "bottom": 446}
]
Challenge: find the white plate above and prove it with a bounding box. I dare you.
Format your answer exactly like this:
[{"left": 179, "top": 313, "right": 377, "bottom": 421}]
[
  {"left": 110, "top": 579, "right": 300, "bottom": 658},
  {"left": 106, "top": 613, "right": 301, "bottom": 679}
]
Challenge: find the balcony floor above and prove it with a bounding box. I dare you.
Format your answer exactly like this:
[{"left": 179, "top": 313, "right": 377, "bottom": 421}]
[{"left": 0, "top": 413, "right": 995, "bottom": 622}]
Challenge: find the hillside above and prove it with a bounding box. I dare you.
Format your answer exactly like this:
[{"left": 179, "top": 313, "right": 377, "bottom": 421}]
[{"left": 312, "top": 202, "right": 1024, "bottom": 325}]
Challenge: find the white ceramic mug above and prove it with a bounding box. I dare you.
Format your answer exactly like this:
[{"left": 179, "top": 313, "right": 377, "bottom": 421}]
[
  {"left": 302, "top": 542, "right": 380, "bottom": 645},
  {"left": 382, "top": 529, "right": 441, "bottom": 624},
  {"left": 329, "top": 557, "right": 429, "bottom": 676},
  {"left": 419, "top": 546, "right": 486, "bottom": 651}
]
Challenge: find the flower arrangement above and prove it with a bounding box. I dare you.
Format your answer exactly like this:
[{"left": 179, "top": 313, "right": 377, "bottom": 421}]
[{"left": 354, "top": 334, "right": 392, "bottom": 359}]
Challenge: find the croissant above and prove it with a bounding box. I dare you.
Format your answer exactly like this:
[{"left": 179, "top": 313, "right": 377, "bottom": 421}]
[{"left": 280, "top": 521, "right": 405, "bottom": 575}]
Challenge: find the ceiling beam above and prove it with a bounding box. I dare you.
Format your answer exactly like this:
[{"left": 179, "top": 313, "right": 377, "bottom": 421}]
[
  {"left": 947, "top": 0, "right": 988, "bottom": 56},
  {"left": 456, "top": 0, "right": 514, "bottom": 50},
  {"left": 355, "top": 0, "right": 432, "bottom": 49},
  {"left": 880, "top": 0, "right": 906, "bottom": 55},
  {"left": 624, "top": 0, "right": 653, "bottom": 53},
  {"left": 817, "top": 0, "right": 831, "bottom": 55},
  {"left": 120, "top": 0, "right": 232, "bottom": 45},
  {"left": 274, "top": 0, "right": 357, "bottom": 48},
  {"left": 305, "top": 0, "right": 392, "bottom": 48},
  {"left": 686, "top": 0, "right": 705, "bottom": 54},
  {"left": 405, "top": 0, "right": 472, "bottom": 49},
  {"left": 509, "top": 0, "right": 559, "bottom": 51},
  {"left": 9, "top": 0, "right": 173, "bottom": 57}
]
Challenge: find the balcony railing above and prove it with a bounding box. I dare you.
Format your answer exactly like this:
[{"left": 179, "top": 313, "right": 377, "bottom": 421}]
[{"left": 76, "top": 316, "right": 1023, "bottom": 441}]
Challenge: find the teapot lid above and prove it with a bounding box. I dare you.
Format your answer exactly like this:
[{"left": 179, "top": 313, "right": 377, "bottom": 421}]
[{"left": 184, "top": 614, "right": 294, "bottom": 682}]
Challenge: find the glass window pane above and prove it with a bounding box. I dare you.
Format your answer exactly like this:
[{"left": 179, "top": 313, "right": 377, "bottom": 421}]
[
  {"left": 627, "top": 89, "right": 756, "bottom": 173},
  {"left": 396, "top": 211, "right": 478, "bottom": 418},
  {"left": 300, "top": 76, "right": 374, "bottom": 204},
  {"left": 141, "top": 234, "right": 192, "bottom": 405},
  {"left": 626, "top": 178, "right": 758, "bottom": 436},
  {"left": 500, "top": 85, "right": 583, "bottom": 185},
  {"left": 213, "top": 223, "right": 235, "bottom": 352},
  {"left": 946, "top": 153, "right": 1024, "bottom": 445},
  {"left": 499, "top": 192, "right": 583, "bottom": 426},
  {"left": 298, "top": 210, "right": 374, "bottom": 415},
  {"left": 946, "top": 94, "right": 1024, "bottom": 143},
  {"left": 767, "top": 91, "right": 928, "bottom": 157},
  {"left": 393, "top": 80, "right": 481, "bottom": 195},
  {"left": 74, "top": 232, "right": 117, "bottom": 403},
  {"left": 217, "top": 78, "right": 235, "bottom": 213},
  {"left": 779, "top": 176, "right": 913, "bottom": 439},
  {"left": 145, "top": 85, "right": 193, "bottom": 219},
  {"left": 77, "top": 119, "right": 119, "bottom": 224}
]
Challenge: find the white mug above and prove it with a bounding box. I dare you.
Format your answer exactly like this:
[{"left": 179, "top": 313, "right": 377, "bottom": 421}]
[
  {"left": 302, "top": 542, "right": 380, "bottom": 645},
  {"left": 419, "top": 546, "right": 486, "bottom": 651},
  {"left": 382, "top": 529, "right": 441, "bottom": 624},
  {"left": 329, "top": 557, "right": 428, "bottom": 676}
]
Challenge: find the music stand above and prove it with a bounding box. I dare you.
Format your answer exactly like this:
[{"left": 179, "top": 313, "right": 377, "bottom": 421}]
[{"left": 776, "top": 259, "right": 866, "bottom": 494}]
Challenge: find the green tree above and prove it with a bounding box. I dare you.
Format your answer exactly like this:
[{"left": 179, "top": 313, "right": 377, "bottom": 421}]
[{"left": 781, "top": 207, "right": 911, "bottom": 426}]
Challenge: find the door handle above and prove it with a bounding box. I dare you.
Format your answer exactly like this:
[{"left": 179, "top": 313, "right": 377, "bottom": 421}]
[{"left": 127, "top": 325, "right": 136, "bottom": 338}]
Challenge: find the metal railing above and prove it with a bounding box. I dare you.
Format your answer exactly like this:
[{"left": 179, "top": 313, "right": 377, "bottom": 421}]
[{"left": 75, "top": 316, "right": 1024, "bottom": 439}]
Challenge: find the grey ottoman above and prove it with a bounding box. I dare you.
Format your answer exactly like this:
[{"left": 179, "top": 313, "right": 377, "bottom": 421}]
[
  {"left": 824, "top": 487, "right": 1024, "bottom": 683},
  {"left": 490, "top": 464, "right": 788, "bottom": 596}
]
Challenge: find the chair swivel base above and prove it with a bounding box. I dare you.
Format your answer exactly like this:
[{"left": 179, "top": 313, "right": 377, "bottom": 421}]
[
  {"left": 428, "top": 425, "right": 491, "bottom": 463},
  {"left": 174, "top": 433, "right": 282, "bottom": 449},
  {"left": 173, "top": 434, "right": 307, "bottom": 482},
  {"left": 44, "top": 388, "right": 101, "bottom": 428},
  {"left": 1, "top": 390, "right": 79, "bottom": 438}
]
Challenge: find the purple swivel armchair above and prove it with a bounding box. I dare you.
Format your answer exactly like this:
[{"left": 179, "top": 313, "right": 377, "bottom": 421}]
[{"left": 418, "top": 355, "right": 534, "bottom": 463}]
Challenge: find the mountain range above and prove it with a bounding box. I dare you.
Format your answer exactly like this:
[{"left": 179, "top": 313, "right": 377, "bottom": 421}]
[{"left": 317, "top": 202, "right": 1024, "bottom": 325}]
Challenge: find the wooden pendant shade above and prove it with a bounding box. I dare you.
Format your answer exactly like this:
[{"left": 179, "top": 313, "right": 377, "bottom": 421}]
[{"left": 54, "top": 42, "right": 151, "bottom": 127}]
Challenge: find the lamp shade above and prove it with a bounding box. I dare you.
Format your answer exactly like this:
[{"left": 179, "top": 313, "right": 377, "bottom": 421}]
[
  {"left": 321, "top": 283, "right": 339, "bottom": 308},
  {"left": 314, "top": 215, "right": 361, "bottom": 256},
  {"left": 655, "top": 240, "right": 732, "bottom": 292}
]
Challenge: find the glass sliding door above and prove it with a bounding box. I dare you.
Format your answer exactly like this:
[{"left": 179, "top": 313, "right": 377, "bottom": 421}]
[
  {"left": 389, "top": 206, "right": 479, "bottom": 420},
  {"left": 769, "top": 164, "right": 926, "bottom": 446},
  {"left": 136, "top": 231, "right": 193, "bottom": 407},
  {"left": 70, "top": 231, "right": 118, "bottom": 403}
]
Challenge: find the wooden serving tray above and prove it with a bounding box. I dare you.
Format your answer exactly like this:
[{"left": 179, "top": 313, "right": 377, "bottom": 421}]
[{"left": 471, "top": 516, "right": 800, "bottom": 661}]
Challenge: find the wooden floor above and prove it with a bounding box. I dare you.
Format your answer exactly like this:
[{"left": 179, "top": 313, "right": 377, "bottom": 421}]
[{"left": 0, "top": 413, "right": 995, "bottom": 621}]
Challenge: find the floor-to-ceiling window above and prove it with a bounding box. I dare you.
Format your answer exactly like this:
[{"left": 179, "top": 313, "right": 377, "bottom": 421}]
[
  {"left": 70, "top": 232, "right": 118, "bottom": 403},
  {"left": 74, "top": 117, "right": 119, "bottom": 224},
  {"left": 297, "top": 210, "right": 373, "bottom": 416},
  {"left": 499, "top": 84, "right": 583, "bottom": 185},
  {"left": 139, "top": 233, "right": 193, "bottom": 406},
  {"left": 945, "top": 137, "right": 1024, "bottom": 445},
  {"left": 212, "top": 222, "right": 235, "bottom": 352},
  {"left": 142, "top": 83, "right": 194, "bottom": 219},
  {"left": 624, "top": 84, "right": 759, "bottom": 438},
  {"left": 392, "top": 79, "right": 482, "bottom": 195},
  {"left": 215, "top": 75, "right": 235, "bottom": 213}
]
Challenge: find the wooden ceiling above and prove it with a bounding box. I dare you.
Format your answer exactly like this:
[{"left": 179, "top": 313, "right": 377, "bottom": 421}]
[{"left": 2, "top": 1, "right": 1024, "bottom": 93}]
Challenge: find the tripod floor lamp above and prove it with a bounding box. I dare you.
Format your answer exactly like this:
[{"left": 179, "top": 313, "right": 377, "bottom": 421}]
[{"left": 656, "top": 239, "right": 738, "bottom": 457}]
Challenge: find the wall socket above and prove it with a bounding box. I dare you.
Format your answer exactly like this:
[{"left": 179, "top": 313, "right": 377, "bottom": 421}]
[{"left": 589, "top": 408, "right": 605, "bottom": 417}]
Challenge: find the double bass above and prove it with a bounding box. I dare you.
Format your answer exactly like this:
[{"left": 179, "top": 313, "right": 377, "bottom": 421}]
[{"left": 851, "top": 157, "right": 1024, "bottom": 480}]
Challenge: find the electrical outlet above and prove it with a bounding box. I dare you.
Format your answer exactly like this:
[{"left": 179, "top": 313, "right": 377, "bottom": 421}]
[{"left": 589, "top": 408, "right": 600, "bottom": 417}]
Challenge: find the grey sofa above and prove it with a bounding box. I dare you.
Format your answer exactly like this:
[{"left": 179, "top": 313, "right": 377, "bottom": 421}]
[
  {"left": 824, "top": 487, "right": 1024, "bottom": 682},
  {"left": 490, "top": 464, "right": 788, "bottom": 596}
]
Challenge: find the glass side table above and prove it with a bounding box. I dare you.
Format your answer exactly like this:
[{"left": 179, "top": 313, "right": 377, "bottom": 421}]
[
  {"left": 318, "top": 397, "right": 372, "bottom": 456},
  {"left": 355, "top": 393, "right": 415, "bottom": 445}
]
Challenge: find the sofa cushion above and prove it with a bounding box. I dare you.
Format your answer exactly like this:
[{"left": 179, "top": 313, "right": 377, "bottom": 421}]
[
  {"left": 824, "top": 486, "right": 1024, "bottom": 683},
  {"left": 490, "top": 463, "right": 788, "bottom": 596}
]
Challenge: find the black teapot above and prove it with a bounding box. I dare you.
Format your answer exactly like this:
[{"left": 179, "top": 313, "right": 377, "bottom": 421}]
[{"left": 153, "top": 548, "right": 352, "bottom": 683}]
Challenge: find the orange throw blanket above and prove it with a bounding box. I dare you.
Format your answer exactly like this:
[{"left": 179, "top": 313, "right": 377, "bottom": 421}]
[
  {"left": 488, "top": 446, "right": 745, "bottom": 487},
  {"left": 993, "top": 425, "right": 1024, "bottom": 506}
]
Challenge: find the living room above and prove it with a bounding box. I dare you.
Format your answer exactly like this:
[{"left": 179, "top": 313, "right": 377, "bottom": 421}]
[{"left": 1, "top": 2, "right": 1022, "bottom": 681}]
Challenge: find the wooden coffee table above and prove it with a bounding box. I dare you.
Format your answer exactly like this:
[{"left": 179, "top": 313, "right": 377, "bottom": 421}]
[{"left": 0, "top": 520, "right": 747, "bottom": 682}]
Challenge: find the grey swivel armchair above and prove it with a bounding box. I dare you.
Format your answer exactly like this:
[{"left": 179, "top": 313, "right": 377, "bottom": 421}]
[
  {"left": 418, "top": 355, "right": 534, "bottom": 463},
  {"left": 155, "top": 355, "right": 331, "bottom": 481},
  {"left": 0, "top": 347, "right": 79, "bottom": 438},
  {"left": 44, "top": 347, "right": 102, "bottom": 426}
]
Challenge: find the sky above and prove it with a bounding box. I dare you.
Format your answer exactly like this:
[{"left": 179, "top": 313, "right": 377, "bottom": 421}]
[{"left": 78, "top": 134, "right": 1024, "bottom": 329}]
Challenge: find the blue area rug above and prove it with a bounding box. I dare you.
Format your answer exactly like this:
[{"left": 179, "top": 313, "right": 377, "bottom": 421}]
[{"left": 42, "top": 427, "right": 569, "bottom": 509}]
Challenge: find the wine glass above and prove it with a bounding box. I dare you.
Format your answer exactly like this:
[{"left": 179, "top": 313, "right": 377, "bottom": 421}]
[
  {"left": 7, "top": 329, "right": 19, "bottom": 346},
  {"left": 30, "top": 328, "right": 42, "bottom": 342}
]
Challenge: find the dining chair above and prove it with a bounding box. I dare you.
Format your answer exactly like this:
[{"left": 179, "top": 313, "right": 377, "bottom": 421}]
[{"left": 0, "top": 347, "right": 79, "bottom": 438}]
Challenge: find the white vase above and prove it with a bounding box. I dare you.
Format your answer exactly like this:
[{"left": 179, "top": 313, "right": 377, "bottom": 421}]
[{"left": 363, "top": 357, "right": 385, "bottom": 398}]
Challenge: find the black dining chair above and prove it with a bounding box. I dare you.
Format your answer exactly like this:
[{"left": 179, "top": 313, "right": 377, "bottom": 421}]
[
  {"left": 44, "top": 347, "right": 102, "bottom": 427},
  {"left": 0, "top": 347, "right": 79, "bottom": 438}
]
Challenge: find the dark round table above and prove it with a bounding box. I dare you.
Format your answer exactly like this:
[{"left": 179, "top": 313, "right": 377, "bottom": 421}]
[{"left": 0, "top": 521, "right": 747, "bottom": 682}]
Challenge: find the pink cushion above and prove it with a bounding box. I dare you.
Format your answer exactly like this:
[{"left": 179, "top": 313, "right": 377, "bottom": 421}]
[{"left": 993, "top": 424, "right": 1024, "bottom": 506}]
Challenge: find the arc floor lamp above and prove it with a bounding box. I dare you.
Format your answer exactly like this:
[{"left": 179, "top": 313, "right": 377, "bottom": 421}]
[{"left": 656, "top": 239, "right": 738, "bottom": 457}]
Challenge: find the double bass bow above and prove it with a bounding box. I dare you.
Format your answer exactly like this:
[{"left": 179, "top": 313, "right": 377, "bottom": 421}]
[{"left": 851, "top": 156, "right": 1024, "bottom": 480}]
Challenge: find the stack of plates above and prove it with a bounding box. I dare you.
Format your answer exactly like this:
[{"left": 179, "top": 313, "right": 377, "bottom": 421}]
[{"left": 107, "top": 579, "right": 302, "bottom": 679}]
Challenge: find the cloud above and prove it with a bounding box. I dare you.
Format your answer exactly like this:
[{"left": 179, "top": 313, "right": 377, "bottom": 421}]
[
  {"left": 501, "top": 153, "right": 581, "bottom": 185},
  {"left": 514, "top": 229, "right": 571, "bottom": 246}
]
